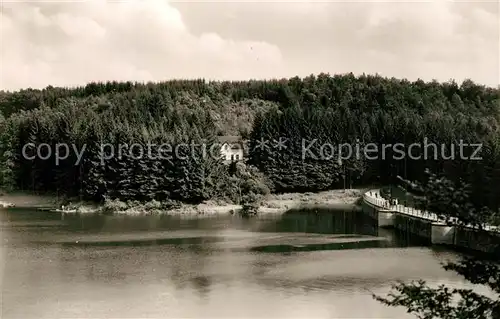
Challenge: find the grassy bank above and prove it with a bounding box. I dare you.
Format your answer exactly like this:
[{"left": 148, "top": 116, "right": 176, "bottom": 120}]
[{"left": 0, "top": 188, "right": 365, "bottom": 216}]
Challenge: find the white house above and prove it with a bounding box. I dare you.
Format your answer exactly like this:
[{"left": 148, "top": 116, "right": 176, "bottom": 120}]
[{"left": 218, "top": 136, "right": 247, "bottom": 164}]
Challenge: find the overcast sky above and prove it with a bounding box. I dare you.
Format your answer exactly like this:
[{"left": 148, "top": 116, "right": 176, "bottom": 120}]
[{"left": 1, "top": 0, "right": 498, "bottom": 91}]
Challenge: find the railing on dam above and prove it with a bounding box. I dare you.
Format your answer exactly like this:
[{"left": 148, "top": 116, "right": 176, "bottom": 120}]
[{"left": 363, "top": 189, "right": 500, "bottom": 233}]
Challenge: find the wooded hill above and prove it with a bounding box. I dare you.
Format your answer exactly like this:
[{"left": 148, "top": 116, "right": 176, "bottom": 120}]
[{"left": 0, "top": 74, "right": 498, "bottom": 214}]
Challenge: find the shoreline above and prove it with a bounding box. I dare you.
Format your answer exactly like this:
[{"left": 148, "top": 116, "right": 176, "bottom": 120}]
[
  {"left": 0, "top": 188, "right": 365, "bottom": 216},
  {"left": 168, "top": 188, "right": 364, "bottom": 216}
]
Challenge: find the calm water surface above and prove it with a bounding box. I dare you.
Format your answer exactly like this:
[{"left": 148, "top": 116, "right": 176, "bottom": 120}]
[{"left": 0, "top": 207, "right": 479, "bottom": 318}]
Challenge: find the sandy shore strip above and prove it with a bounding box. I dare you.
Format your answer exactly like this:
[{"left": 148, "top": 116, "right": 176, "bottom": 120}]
[
  {"left": 163, "top": 188, "right": 364, "bottom": 216},
  {"left": 0, "top": 192, "right": 57, "bottom": 208}
]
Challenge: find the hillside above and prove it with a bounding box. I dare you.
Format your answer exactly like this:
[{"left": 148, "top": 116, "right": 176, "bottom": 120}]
[{"left": 0, "top": 73, "right": 498, "bottom": 212}]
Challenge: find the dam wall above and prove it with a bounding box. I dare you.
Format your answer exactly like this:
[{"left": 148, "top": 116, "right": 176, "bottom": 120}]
[{"left": 362, "top": 190, "right": 499, "bottom": 254}]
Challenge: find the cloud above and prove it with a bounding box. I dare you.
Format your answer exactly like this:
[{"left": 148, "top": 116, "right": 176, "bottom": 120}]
[
  {"left": 1, "top": 0, "right": 498, "bottom": 91},
  {"left": 0, "top": 0, "right": 284, "bottom": 90},
  {"left": 173, "top": 0, "right": 499, "bottom": 86}
]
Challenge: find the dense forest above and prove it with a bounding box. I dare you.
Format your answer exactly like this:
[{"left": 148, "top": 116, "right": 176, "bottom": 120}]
[{"left": 0, "top": 74, "right": 499, "bottom": 215}]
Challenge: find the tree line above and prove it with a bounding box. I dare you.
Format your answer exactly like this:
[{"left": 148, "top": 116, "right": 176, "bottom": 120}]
[{"left": 0, "top": 74, "right": 498, "bottom": 215}]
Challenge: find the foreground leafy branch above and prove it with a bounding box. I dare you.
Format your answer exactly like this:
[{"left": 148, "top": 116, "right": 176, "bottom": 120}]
[
  {"left": 374, "top": 171, "right": 500, "bottom": 319},
  {"left": 375, "top": 280, "right": 498, "bottom": 319}
]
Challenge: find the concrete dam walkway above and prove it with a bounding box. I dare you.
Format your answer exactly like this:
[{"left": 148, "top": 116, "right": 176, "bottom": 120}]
[{"left": 362, "top": 189, "right": 499, "bottom": 253}]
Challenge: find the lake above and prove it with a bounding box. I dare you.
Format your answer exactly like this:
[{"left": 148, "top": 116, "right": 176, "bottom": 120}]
[{"left": 0, "top": 207, "right": 485, "bottom": 318}]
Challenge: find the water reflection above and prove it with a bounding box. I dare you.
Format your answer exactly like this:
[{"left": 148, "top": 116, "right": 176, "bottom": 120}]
[
  {"left": 250, "top": 239, "right": 387, "bottom": 253},
  {"left": 258, "top": 207, "right": 376, "bottom": 236},
  {"left": 61, "top": 236, "right": 222, "bottom": 247},
  {"left": 0, "top": 207, "right": 472, "bottom": 319}
]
